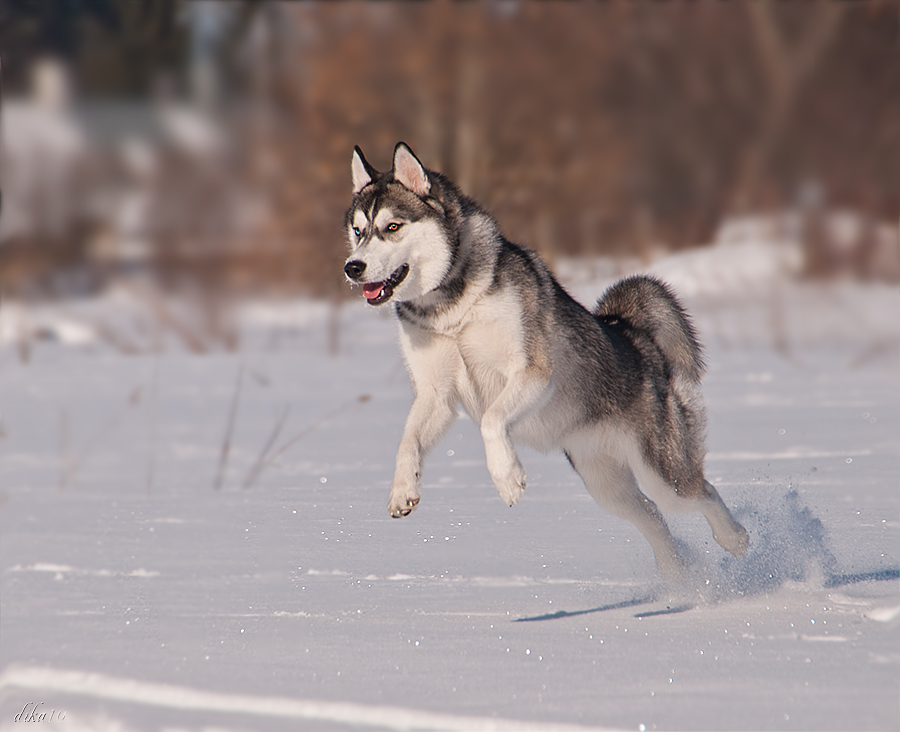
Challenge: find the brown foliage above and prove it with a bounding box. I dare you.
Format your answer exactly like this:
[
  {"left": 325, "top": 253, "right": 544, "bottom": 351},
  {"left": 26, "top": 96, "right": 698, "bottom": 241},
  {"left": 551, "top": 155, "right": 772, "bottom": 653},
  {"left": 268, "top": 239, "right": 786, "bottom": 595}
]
[
  {"left": 252, "top": 1, "right": 897, "bottom": 298},
  {"left": 5, "top": 2, "right": 897, "bottom": 300}
]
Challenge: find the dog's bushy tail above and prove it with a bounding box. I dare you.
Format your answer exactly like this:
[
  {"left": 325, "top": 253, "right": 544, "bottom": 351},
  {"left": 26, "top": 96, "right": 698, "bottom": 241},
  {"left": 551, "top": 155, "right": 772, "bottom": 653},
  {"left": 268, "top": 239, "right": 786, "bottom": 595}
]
[{"left": 594, "top": 275, "right": 705, "bottom": 383}]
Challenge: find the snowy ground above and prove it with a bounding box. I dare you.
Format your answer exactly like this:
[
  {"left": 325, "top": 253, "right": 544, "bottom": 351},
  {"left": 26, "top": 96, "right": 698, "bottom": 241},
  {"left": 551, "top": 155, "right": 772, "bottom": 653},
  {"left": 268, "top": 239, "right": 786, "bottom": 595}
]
[{"left": 0, "top": 242, "right": 898, "bottom": 731}]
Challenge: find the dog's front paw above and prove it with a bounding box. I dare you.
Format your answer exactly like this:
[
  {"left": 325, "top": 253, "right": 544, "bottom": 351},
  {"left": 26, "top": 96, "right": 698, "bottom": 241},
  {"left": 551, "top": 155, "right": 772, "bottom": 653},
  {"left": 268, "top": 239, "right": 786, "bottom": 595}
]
[
  {"left": 388, "top": 484, "right": 421, "bottom": 518},
  {"left": 491, "top": 459, "right": 526, "bottom": 507}
]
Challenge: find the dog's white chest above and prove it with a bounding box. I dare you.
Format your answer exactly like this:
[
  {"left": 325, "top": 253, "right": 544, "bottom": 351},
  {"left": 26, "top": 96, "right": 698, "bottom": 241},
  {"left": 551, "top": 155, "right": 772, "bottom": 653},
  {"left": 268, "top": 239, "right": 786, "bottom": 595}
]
[{"left": 400, "top": 290, "right": 530, "bottom": 423}]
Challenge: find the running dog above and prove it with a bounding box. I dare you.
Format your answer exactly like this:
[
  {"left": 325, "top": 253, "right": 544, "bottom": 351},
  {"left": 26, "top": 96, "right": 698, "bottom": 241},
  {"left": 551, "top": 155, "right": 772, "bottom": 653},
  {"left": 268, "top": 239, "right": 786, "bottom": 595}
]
[{"left": 342, "top": 142, "right": 748, "bottom": 580}]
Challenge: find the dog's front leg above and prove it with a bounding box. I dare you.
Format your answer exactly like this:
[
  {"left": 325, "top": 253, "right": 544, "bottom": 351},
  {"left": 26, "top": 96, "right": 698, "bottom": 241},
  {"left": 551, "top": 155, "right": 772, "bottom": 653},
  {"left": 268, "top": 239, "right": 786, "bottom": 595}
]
[
  {"left": 480, "top": 366, "right": 550, "bottom": 506},
  {"left": 388, "top": 390, "right": 458, "bottom": 517}
]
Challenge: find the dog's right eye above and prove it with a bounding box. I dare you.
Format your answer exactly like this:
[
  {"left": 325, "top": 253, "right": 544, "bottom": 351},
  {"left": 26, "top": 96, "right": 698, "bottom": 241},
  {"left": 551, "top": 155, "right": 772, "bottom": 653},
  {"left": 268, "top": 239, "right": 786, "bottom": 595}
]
[{"left": 352, "top": 227, "right": 361, "bottom": 237}]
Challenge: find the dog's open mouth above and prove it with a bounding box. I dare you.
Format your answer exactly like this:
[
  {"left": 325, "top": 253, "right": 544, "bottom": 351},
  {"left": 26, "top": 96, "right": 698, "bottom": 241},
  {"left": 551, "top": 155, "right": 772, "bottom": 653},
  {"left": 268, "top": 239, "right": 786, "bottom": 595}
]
[{"left": 362, "top": 263, "right": 409, "bottom": 305}]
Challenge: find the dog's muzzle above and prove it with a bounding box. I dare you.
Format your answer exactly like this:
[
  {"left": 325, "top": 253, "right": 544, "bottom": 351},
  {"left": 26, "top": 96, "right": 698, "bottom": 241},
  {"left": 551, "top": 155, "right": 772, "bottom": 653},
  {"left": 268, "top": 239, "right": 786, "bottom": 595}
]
[
  {"left": 345, "top": 261, "right": 409, "bottom": 305},
  {"left": 344, "top": 260, "right": 367, "bottom": 281}
]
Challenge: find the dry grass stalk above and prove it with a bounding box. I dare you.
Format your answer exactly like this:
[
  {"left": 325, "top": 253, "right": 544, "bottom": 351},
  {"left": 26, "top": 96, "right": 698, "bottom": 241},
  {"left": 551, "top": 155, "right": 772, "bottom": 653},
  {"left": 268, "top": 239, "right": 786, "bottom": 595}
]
[
  {"left": 145, "top": 355, "right": 160, "bottom": 496},
  {"left": 262, "top": 394, "right": 371, "bottom": 471},
  {"left": 59, "top": 387, "right": 141, "bottom": 491},
  {"left": 241, "top": 404, "right": 290, "bottom": 490},
  {"left": 212, "top": 364, "right": 244, "bottom": 491}
]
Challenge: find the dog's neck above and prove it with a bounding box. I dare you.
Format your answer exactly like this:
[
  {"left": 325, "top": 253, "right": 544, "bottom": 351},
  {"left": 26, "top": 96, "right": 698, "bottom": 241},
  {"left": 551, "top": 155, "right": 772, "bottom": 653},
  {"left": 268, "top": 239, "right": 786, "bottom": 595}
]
[{"left": 396, "top": 213, "right": 500, "bottom": 336}]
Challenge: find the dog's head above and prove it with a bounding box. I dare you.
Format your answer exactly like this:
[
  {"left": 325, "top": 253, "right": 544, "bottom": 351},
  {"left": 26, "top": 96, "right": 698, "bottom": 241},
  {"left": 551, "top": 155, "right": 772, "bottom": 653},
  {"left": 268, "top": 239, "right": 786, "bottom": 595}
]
[{"left": 343, "top": 143, "right": 452, "bottom": 306}]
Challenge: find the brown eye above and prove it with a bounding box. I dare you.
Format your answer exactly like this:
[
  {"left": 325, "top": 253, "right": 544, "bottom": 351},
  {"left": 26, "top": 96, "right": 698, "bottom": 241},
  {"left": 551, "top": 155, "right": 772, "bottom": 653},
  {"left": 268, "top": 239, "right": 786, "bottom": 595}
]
[{"left": 386, "top": 222, "right": 402, "bottom": 233}]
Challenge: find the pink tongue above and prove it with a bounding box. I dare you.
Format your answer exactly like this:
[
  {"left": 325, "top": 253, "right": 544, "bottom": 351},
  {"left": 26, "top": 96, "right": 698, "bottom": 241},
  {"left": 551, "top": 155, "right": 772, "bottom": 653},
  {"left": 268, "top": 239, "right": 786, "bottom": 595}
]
[{"left": 363, "top": 282, "right": 385, "bottom": 300}]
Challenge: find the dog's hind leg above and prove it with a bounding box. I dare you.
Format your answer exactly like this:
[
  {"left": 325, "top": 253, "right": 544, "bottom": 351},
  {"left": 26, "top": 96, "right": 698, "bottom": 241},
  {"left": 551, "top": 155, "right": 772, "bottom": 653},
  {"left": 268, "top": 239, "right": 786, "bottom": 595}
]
[
  {"left": 631, "top": 463, "right": 749, "bottom": 557},
  {"left": 696, "top": 480, "right": 749, "bottom": 556},
  {"left": 568, "top": 449, "right": 687, "bottom": 583}
]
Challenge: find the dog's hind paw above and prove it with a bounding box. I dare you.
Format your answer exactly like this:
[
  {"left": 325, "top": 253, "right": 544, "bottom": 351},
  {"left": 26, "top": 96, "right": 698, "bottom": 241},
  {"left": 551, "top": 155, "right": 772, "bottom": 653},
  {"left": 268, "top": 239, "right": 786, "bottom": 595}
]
[
  {"left": 656, "top": 549, "right": 691, "bottom": 585},
  {"left": 715, "top": 523, "right": 750, "bottom": 557}
]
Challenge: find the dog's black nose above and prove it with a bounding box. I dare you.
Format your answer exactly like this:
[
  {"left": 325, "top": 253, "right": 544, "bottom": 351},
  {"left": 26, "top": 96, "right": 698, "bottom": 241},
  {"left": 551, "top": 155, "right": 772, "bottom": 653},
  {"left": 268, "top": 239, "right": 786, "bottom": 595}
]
[{"left": 344, "top": 260, "right": 366, "bottom": 281}]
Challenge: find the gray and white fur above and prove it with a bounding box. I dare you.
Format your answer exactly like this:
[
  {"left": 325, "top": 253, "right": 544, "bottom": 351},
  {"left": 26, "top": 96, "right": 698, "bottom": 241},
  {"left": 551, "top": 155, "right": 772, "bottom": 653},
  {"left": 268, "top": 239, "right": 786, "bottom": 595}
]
[{"left": 343, "top": 142, "right": 748, "bottom": 581}]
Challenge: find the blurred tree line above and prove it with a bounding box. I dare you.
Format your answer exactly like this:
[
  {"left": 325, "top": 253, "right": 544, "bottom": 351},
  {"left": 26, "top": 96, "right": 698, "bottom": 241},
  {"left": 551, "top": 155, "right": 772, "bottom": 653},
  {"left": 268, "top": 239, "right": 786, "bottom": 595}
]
[{"left": 1, "top": 0, "right": 897, "bottom": 298}]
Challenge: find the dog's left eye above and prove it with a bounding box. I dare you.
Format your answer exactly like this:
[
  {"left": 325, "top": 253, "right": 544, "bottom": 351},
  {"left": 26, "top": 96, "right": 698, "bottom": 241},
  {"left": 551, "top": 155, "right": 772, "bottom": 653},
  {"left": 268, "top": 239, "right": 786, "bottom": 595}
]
[{"left": 386, "top": 223, "right": 402, "bottom": 233}]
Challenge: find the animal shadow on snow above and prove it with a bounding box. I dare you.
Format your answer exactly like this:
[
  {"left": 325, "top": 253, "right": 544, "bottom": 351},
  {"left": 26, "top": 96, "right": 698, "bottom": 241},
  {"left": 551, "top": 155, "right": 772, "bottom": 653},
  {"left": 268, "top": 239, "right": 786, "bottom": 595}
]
[{"left": 516, "top": 488, "right": 899, "bottom": 622}]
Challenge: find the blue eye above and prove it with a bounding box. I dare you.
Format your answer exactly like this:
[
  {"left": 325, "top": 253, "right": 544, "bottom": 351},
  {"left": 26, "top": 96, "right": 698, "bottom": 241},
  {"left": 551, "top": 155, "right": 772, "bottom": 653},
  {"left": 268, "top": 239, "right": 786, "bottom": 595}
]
[{"left": 352, "top": 227, "right": 361, "bottom": 237}]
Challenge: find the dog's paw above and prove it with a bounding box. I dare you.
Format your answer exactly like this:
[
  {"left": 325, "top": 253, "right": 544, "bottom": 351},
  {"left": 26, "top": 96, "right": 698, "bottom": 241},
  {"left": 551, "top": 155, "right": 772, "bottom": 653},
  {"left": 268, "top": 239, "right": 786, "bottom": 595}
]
[
  {"left": 656, "top": 548, "right": 691, "bottom": 585},
  {"left": 388, "top": 486, "right": 420, "bottom": 518},
  {"left": 485, "top": 442, "right": 527, "bottom": 507},
  {"left": 715, "top": 523, "right": 750, "bottom": 557},
  {"left": 492, "top": 460, "right": 526, "bottom": 507}
]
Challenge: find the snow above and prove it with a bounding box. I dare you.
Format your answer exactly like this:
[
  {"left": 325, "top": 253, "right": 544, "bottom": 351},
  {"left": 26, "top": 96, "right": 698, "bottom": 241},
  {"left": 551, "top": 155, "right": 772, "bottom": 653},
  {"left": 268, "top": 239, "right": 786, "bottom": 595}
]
[
  {"left": 1, "top": 101, "right": 88, "bottom": 242},
  {"left": 1, "top": 240, "right": 897, "bottom": 731}
]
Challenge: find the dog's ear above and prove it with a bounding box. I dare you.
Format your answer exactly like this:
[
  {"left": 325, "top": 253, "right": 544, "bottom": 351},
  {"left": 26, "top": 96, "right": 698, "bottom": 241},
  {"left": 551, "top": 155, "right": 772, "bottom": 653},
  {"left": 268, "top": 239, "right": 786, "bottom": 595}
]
[
  {"left": 351, "top": 146, "right": 378, "bottom": 194},
  {"left": 392, "top": 142, "right": 430, "bottom": 196}
]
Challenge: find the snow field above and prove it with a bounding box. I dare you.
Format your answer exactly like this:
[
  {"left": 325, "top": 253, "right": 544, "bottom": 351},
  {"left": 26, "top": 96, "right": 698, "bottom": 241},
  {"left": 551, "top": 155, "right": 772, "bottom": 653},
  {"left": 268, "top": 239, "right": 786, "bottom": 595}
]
[{"left": 1, "top": 253, "right": 897, "bottom": 730}]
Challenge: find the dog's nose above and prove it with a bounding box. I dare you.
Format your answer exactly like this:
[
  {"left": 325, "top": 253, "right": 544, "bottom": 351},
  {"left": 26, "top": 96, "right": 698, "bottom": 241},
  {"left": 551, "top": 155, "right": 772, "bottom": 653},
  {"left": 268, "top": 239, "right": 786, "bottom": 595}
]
[{"left": 344, "top": 260, "right": 366, "bottom": 281}]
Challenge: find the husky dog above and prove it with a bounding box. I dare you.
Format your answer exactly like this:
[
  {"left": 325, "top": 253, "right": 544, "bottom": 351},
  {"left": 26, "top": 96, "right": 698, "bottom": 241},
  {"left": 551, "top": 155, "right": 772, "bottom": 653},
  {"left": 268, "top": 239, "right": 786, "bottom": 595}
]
[{"left": 343, "top": 142, "right": 748, "bottom": 580}]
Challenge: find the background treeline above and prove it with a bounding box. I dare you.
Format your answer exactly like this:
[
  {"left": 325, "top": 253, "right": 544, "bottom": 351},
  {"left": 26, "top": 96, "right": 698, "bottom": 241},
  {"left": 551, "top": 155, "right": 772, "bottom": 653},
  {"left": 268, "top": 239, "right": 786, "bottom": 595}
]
[{"left": 1, "top": 0, "right": 897, "bottom": 299}]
